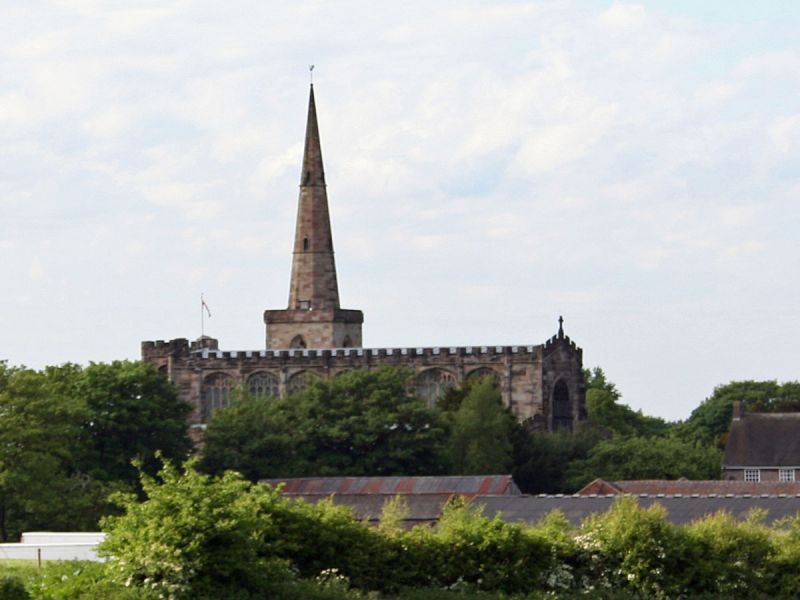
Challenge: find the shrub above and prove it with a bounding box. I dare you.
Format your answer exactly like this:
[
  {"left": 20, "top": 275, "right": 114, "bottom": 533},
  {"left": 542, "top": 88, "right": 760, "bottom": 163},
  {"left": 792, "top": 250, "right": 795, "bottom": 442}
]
[
  {"left": 0, "top": 575, "right": 29, "bottom": 600},
  {"left": 99, "top": 457, "right": 287, "bottom": 599},
  {"left": 577, "top": 496, "right": 682, "bottom": 598},
  {"left": 683, "top": 510, "right": 776, "bottom": 598},
  {"left": 401, "top": 498, "right": 556, "bottom": 594},
  {"left": 265, "top": 495, "right": 396, "bottom": 592}
]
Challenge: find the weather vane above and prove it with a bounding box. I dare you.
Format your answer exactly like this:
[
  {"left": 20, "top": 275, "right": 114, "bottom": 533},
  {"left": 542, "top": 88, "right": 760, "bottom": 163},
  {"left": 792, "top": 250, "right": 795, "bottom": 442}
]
[{"left": 309, "top": 64, "right": 314, "bottom": 84}]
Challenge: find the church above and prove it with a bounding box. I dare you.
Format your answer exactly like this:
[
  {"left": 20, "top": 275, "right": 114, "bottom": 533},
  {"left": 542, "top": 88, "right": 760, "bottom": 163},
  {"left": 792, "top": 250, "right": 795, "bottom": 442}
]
[{"left": 142, "top": 85, "right": 587, "bottom": 433}]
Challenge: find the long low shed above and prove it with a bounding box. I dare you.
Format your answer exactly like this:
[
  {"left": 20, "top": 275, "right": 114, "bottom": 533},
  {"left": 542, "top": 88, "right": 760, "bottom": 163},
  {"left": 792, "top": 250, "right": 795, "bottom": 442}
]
[{"left": 283, "top": 493, "right": 800, "bottom": 527}]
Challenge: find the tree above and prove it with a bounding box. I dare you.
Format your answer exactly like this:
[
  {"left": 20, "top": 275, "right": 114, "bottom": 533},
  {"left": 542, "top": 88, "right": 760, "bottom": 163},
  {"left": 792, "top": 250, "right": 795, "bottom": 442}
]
[
  {"left": 76, "top": 360, "right": 193, "bottom": 484},
  {"left": 447, "top": 377, "right": 514, "bottom": 474},
  {"left": 0, "top": 363, "right": 85, "bottom": 540},
  {"left": 511, "top": 425, "right": 605, "bottom": 494},
  {"left": 202, "top": 367, "right": 450, "bottom": 479},
  {"left": 585, "top": 367, "right": 668, "bottom": 437},
  {"left": 566, "top": 436, "right": 722, "bottom": 490},
  {"left": 678, "top": 380, "right": 790, "bottom": 447}
]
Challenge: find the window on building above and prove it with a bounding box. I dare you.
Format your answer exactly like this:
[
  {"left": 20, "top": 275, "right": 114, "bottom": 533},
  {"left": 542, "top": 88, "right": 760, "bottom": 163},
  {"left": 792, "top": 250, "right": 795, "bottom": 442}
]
[
  {"left": 287, "top": 370, "right": 317, "bottom": 394},
  {"left": 552, "top": 380, "right": 572, "bottom": 431},
  {"left": 298, "top": 300, "right": 311, "bottom": 310},
  {"left": 248, "top": 372, "right": 280, "bottom": 398},
  {"left": 290, "top": 335, "right": 307, "bottom": 348},
  {"left": 415, "top": 369, "right": 456, "bottom": 407},
  {"left": 744, "top": 468, "right": 761, "bottom": 482},
  {"left": 303, "top": 237, "right": 309, "bottom": 251},
  {"left": 203, "top": 373, "right": 234, "bottom": 419},
  {"left": 465, "top": 367, "right": 500, "bottom": 383},
  {"left": 779, "top": 468, "right": 796, "bottom": 482}
]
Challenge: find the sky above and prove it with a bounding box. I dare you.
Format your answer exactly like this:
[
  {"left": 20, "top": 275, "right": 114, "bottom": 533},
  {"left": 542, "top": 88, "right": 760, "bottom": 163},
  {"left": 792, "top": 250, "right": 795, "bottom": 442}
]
[{"left": 2, "top": 1, "right": 799, "bottom": 421}]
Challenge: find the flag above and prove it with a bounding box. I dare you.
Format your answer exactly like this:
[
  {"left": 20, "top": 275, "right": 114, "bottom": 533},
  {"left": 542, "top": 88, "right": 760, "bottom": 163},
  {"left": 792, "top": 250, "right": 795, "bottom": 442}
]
[{"left": 201, "top": 295, "right": 211, "bottom": 318}]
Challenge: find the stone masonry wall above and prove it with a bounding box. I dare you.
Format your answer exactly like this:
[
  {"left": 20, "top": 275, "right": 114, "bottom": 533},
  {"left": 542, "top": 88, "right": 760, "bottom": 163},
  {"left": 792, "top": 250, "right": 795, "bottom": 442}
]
[{"left": 142, "top": 333, "right": 585, "bottom": 432}]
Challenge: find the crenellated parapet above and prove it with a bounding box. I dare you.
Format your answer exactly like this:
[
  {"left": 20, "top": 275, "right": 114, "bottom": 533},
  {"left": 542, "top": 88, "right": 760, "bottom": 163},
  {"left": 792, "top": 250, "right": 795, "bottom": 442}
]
[{"left": 143, "top": 328, "right": 585, "bottom": 431}]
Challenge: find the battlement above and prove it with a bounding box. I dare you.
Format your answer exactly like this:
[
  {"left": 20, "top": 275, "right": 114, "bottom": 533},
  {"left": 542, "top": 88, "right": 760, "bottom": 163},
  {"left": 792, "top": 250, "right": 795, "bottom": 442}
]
[
  {"left": 543, "top": 334, "right": 581, "bottom": 354},
  {"left": 188, "top": 344, "right": 544, "bottom": 361},
  {"left": 141, "top": 338, "right": 191, "bottom": 359}
]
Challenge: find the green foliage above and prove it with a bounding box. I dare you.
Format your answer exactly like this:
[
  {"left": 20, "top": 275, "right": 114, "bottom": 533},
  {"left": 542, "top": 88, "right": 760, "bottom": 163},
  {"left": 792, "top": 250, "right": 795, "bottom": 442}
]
[
  {"left": 0, "top": 575, "right": 29, "bottom": 600},
  {"left": 100, "top": 458, "right": 286, "bottom": 599},
  {"left": 511, "top": 426, "right": 603, "bottom": 493},
  {"left": 566, "top": 435, "right": 721, "bottom": 490},
  {"left": 577, "top": 497, "right": 683, "bottom": 598},
  {"left": 76, "top": 361, "right": 193, "bottom": 485},
  {"left": 447, "top": 378, "right": 514, "bottom": 474},
  {"left": 678, "top": 380, "right": 799, "bottom": 447},
  {"left": 585, "top": 367, "right": 669, "bottom": 437},
  {"left": 403, "top": 498, "right": 556, "bottom": 594},
  {"left": 0, "top": 363, "right": 85, "bottom": 540},
  {"left": 0, "top": 360, "right": 191, "bottom": 541},
  {"left": 24, "top": 561, "right": 152, "bottom": 600},
  {"left": 264, "top": 495, "right": 393, "bottom": 591},
  {"left": 202, "top": 367, "right": 450, "bottom": 479},
  {"left": 682, "top": 511, "right": 775, "bottom": 598}
]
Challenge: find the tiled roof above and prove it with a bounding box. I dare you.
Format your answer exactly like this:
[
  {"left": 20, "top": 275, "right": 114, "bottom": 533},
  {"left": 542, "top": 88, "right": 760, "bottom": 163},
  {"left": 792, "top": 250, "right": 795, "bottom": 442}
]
[
  {"left": 724, "top": 412, "right": 800, "bottom": 467},
  {"left": 263, "top": 475, "right": 520, "bottom": 496},
  {"left": 577, "top": 478, "right": 800, "bottom": 496}
]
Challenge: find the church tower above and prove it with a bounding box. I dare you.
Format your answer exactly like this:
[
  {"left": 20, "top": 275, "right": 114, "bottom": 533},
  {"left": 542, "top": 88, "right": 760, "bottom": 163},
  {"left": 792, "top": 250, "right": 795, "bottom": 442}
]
[{"left": 263, "top": 85, "right": 364, "bottom": 349}]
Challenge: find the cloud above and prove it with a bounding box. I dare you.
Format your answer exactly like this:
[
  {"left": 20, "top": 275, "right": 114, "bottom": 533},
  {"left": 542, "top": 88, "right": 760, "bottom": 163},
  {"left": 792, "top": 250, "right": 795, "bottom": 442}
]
[
  {"left": 768, "top": 114, "right": 800, "bottom": 155},
  {"left": 600, "top": 2, "right": 647, "bottom": 34}
]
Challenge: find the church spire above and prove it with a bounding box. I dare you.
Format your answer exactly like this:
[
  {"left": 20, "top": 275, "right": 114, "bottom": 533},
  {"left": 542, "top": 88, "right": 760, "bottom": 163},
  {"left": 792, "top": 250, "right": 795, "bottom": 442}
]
[
  {"left": 264, "top": 83, "right": 363, "bottom": 350},
  {"left": 300, "top": 84, "right": 326, "bottom": 187},
  {"left": 287, "top": 84, "right": 340, "bottom": 311}
]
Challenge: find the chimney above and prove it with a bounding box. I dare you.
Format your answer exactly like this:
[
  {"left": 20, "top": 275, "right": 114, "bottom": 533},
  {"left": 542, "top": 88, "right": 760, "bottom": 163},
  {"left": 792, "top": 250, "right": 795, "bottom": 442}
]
[{"left": 732, "top": 400, "right": 743, "bottom": 421}]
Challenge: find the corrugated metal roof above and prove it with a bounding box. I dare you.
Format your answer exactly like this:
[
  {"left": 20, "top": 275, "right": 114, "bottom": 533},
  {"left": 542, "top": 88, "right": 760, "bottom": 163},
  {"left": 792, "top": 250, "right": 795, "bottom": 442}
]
[
  {"left": 577, "top": 479, "right": 800, "bottom": 496},
  {"left": 486, "top": 495, "right": 800, "bottom": 526},
  {"left": 264, "top": 475, "right": 520, "bottom": 496},
  {"left": 282, "top": 493, "right": 800, "bottom": 527},
  {"left": 286, "top": 493, "right": 451, "bottom": 524}
]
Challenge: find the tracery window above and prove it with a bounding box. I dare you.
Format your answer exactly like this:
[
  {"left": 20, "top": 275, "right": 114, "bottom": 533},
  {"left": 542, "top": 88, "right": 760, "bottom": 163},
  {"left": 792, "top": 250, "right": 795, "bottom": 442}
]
[
  {"left": 465, "top": 367, "right": 500, "bottom": 382},
  {"left": 203, "top": 373, "right": 235, "bottom": 419},
  {"left": 287, "top": 370, "right": 317, "bottom": 394},
  {"left": 248, "top": 372, "right": 280, "bottom": 398},
  {"left": 552, "top": 380, "right": 572, "bottom": 431},
  {"left": 416, "top": 368, "right": 456, "bottom": 407}
]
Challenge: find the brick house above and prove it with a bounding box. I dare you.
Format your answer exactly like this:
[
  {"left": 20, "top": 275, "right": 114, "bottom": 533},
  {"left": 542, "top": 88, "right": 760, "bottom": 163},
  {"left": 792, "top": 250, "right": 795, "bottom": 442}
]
[{"left": 722, "top": 401, "right": 800, "bottom": 482}]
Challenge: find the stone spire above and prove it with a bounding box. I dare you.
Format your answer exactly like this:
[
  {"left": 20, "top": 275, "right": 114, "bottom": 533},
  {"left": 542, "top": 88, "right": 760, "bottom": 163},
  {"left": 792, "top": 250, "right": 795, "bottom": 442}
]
[
  {"left": 288, "top": 84, "right": 340, "bottom": 311},
  {"left": 264, "top": 84, "right": 363, "bottom": 349}
]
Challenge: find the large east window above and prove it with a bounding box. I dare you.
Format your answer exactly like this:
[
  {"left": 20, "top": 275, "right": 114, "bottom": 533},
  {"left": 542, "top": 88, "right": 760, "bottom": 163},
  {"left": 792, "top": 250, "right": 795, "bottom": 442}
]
[{"left": 744, "top": 468, "right": 761, "bottom": 482}]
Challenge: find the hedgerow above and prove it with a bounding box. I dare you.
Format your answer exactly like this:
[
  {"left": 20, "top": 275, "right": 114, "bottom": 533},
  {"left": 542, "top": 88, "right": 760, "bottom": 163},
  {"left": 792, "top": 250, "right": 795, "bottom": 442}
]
[{"left": 21, "top": 459, "right": 800, "bottom": 599}]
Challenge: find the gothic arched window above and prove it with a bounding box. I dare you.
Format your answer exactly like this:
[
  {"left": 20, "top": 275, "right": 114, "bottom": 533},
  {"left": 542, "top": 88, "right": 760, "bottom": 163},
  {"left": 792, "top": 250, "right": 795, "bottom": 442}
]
[
  {"left": 203, "top": 373, "right": 235, "bottom": 419},
  {"left": 465, "top": 367, "right": 500, "bottom": 383},
  {"left": 342, "top": 335, "right": 352, "bottom": 348},
  {"left": 287, "top": 370, "right": 317, "bottom": 395},
  {"left": 290, "top": 335, "right": 307, "bottom": 349},
  {"left": 552, "top": 380, "right": 572, "bottom": 431},
  {"left": 416, "top": 368, "right": 456, "bottom": 407},
  {"left": 248, "top": 372, "right": 280, "bottom": 398}
]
